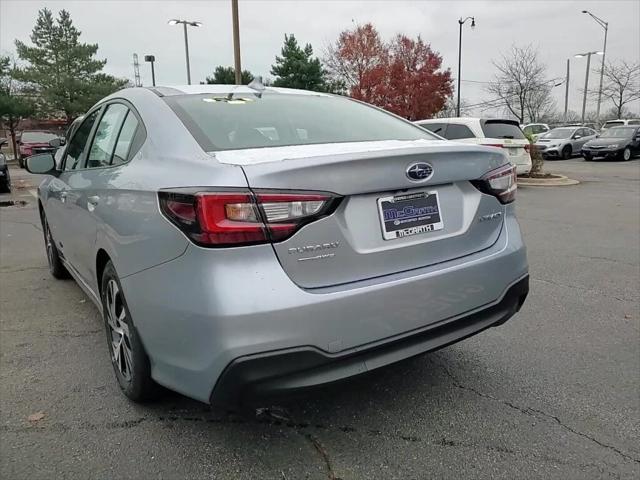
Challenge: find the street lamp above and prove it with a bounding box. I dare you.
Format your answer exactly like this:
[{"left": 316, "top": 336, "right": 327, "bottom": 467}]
[
  {"left": 575, "top": 51, "right": 603, "bottom": 124},
  {"left": 144, "top": 55, "right": 156, "bottom": 87},
  {"left": 168, "top": 19, "right": 202, "bottom": 85},
  {"left": 582, "top": 10, "right": 608, "bottom": 123},
  {"left": 456, "top": 16, "right": 475, "bottom": 117}
]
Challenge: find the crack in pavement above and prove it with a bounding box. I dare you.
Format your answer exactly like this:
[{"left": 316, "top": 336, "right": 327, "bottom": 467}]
[
  {"left": 0, "top": 266, "right": 48, "bottom": 274},
  {"left": 305, "top": 433, "right": 339, "bottom": 480},
  {"left": 1, "top": 409, "right": 628, "bottom": 476},
  {"left": 1, "top": 219, "right": 42, "bottom": 232},
  {"left": 577, "top": 254, "right": 638, "bottom": 267},
  {"left": 532, "top": 277, "right": 636, "bottom": 303},
  {"left": 429, "top": 355, "right": 640, "bottom": 465}
]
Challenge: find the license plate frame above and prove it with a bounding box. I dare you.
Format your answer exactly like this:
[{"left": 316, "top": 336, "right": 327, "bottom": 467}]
[{"left": 377, "top": 191, "right": 444, "bottom": 241}]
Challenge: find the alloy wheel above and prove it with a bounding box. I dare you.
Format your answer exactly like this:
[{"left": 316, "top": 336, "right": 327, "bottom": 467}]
[
  {"left": 623, "top": 148, "right": 631, "bottom": 161},
  {"left": 105, "top": 279, "right": 133, "bottom": 381}
]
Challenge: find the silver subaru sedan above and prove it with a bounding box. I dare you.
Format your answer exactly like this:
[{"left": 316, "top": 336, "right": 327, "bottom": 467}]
[{"left": 26, "top": 85, "right": 528, "bottom": 405}]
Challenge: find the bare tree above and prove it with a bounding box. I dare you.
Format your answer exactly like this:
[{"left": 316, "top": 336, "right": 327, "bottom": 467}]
[
  {"left": 487, "top": 44, "right": 555, "bottom": 123},
  {"left": 591, "top": 60, "right": 640, "bottom": 118}
]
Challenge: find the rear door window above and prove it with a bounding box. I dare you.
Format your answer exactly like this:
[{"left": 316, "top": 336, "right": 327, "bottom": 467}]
[
  {"left": 443, "top": 123, "right": 475, "bottom": 140},
  {"left": 112, "top": 112, "right": 140, "bottom": 165},
  {"left": 481, "top": 121, "right": 525, "bottom": 139},
  {"left": 87, "top": 103, "right": 129, "bottom": 168}
]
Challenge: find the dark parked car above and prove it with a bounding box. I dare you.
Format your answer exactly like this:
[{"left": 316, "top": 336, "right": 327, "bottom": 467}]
[
  {"left": 17, "top": 131, "right": 61, "bottom": 168},
  {"left": 0, "top": 138, "right": 10, "bottom": 193},
  {"left": 582, "top": 126, "right": 640, "bottom": 161}
]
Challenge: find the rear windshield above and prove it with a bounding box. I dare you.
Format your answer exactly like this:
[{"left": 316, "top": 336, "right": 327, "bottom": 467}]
[
  {"left": 481, "top": 121, "right": 525, "bottom": 139},
  {"left": 164, "top": 92, "right": 437, "bottom": 151},
  {"left": 603, "top": 121, "right": 624, "bottom": 129},
  {"left": 21, "top": 131, "right": 58, "bottom": 143}
]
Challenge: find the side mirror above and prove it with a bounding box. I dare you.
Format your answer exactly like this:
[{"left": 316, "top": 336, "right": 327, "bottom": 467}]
[
  {"left": 48, "top": 138, "right": 63, "bottom": 148},
  {"left": 26, "top": 153, "right": 58, "bottom": 176},
  {"left": 573, "top": 135, "right": 581, "bottom": 140}
]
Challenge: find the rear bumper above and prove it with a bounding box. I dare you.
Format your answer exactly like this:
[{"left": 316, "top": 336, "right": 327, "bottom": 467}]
[
  {"left": 211, "top": 275, "right": 529, "bottom": 406},
  {"left": 122, "top": 212, "right": 528, "bottom": 404}
]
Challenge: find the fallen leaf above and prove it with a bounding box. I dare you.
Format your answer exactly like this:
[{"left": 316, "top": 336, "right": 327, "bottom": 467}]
[
  {"left": 624, "top": 314, "right": 632, "bottom": 319},
  {"left": 27, "top": 411, "right": 45, "bottom": 422}
]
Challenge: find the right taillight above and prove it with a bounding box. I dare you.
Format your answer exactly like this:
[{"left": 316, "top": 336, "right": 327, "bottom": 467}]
[
  {"left": 159, "top": 189, "right": 341, "bottom": 247},
  {"left": 471, "top": 163, "right": 517, "bottom": 204}
]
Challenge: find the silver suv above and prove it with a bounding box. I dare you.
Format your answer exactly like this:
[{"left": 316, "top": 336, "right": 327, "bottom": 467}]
[{"left": 27, "top": 86, "right": 529, "bottom": 405}]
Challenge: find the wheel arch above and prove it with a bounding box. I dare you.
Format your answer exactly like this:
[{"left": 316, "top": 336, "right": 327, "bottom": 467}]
[{"left": 96, "top": 248, "right": 111, "bottom": 292}]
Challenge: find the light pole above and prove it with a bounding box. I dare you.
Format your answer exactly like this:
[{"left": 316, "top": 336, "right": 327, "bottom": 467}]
[
  {"left": 456, "top": 16, "right": 475, "bottom": 117},
  {"left": 564, "top": 58, "right": 570, "bottom": 121},
  {"left": 168, "top": 19, "right": 202, "bottom": 85},
  {"left": 575, "top": 51, "right": 603, "bottom": 124},
  {"left": 144, "top": 55, "right": 156, "bottom": 86},
  {"left": 582, "top": 10, "right": 608, "bottom": 123}
]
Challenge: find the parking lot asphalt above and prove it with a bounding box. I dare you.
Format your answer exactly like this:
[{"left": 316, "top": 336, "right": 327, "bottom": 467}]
[{"left": 1, "top": 159, "right": 639, "bottom": 479}]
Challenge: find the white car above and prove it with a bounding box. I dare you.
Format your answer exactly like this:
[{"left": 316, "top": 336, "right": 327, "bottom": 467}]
[
  {"left": 601, "top": 119, "right": 640, "bottom": 132},
  {"left": 416, "top": 118, "right": 532, "bottom": 175}
]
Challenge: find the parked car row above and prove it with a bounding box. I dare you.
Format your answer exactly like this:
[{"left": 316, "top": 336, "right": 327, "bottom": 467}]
[{"left": 0, "top": 138, "right": 10, "bottom": 193}]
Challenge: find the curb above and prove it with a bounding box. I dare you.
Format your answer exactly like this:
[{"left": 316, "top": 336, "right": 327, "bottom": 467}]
[{"left": 517, "top": 174, "right": 579, "bottom": 187}]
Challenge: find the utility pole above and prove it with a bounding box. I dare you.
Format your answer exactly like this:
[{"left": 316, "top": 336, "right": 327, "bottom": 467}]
[
  {"left": 231, "top": 0, "right": 242, "bottom": 85},
  {"left": 133, "top": 53, "right": 142, "bottom": 87},
  {"left": 564, "top": 58, "right": 570, "bottom": 121}
]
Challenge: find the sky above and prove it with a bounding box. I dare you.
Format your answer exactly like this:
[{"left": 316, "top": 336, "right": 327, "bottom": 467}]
[{"left": 1, "top": 0, "right": 639, "bottom": 118}]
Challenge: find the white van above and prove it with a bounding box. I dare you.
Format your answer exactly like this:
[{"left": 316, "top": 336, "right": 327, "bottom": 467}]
[{"left": 416, "top": 118, "right": 532, "bottom": 175}]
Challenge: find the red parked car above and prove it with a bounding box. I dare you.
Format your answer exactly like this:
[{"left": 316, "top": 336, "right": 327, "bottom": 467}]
[{"left": 17, "top": 130, "right": 61, "bottom": 168}]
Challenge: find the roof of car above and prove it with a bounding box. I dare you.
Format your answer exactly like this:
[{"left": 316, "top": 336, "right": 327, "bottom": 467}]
[{"left": 145, "top": 84, "right": 332, "bottom": 97}]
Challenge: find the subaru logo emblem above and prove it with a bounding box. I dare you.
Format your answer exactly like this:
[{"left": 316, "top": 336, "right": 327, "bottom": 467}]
[{"left": 406, "top": 162, "right": 433, "bottom": 182}]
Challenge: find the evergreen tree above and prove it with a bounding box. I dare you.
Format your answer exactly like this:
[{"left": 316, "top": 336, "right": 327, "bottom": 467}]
[
  {"left": 270, "top": 34, "right": 329, "bottom": 92},
  {"left": 205, "top": 66, "right": 254, "bottom": 85},
  {"left": 15, "top": 8, "right": 127, "bottom": 123},
  {"left": 0, "top": 56, "right": 35, "bottom": 158}
]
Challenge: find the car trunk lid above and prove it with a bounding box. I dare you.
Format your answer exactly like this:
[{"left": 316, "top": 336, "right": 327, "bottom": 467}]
[{"left": 214, "top": 140, "right": 509, "bottom": 289}]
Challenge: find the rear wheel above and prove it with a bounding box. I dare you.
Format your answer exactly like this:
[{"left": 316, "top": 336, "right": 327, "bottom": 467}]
[
  {"left": 18, "top": 155, "right": 24, "bottom": 169},
  {"left": 0, "top": 170, "right": 10, "bottom": 193},
  {"left": 621, "top": 148, "right": 631, "bottom": 161},
  {"left": 41, "top": 213, "right": 69, "bottom": 279},
  {"left": 101, "top": 261, "right": 159, "bottom": 402},
  {"left": 561, "top": 145, "right": 572, "bottom": 160}
]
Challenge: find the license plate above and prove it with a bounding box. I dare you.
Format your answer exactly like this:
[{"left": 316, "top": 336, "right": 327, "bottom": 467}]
[
  {"left": 508, "top": 147, "right": 520, "bottom": 156},
  {"left": 377, "top": 191, "right": 443, "bottom": 240}
]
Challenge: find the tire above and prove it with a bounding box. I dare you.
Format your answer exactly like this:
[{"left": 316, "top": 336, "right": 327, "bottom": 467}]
[
  {"left": 0, "top": 171, "right": 10, "bottom": 193},
  {"left": 583, "top": 154, "right": 592, "bottom": 162},
  {"left": 40, "top": 212, "right": 70, "bottom": 279},
  {"left": 101, "top": 261, "right": 159, "bottom": 402},
  {"left": 561, "top": 145, "right": 572, "bottom": 160},
  {"left": 621, "top": 148, "right": 632, "bottom": 161},
  {"left": 18, "top": 155, "right": 24, "bottom": 169}
]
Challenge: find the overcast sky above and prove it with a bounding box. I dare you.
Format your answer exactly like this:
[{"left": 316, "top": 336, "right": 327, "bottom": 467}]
[{"left": 1, "top": 0, "right": 639, "bottom": 117}]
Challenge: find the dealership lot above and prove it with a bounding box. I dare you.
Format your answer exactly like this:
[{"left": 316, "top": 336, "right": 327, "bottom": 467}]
[{"left": 1, "top": 159, "right": 638, "bottom": 479}]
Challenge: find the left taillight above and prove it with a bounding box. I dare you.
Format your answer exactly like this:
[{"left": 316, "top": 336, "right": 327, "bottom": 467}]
[
  {"left": 471, "top": 163, "right": 517, "bottom": 204},
  {"left": 159, "top": 189, "right": 340, "bottom": 247}
]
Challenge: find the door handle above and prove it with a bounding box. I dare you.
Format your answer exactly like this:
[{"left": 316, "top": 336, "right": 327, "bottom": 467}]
[{"left": 60, "top": 191, "right": 67, "bottom": 203}]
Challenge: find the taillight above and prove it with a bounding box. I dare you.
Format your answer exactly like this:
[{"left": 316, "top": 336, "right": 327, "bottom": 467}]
[
  {"left": 524, "top": 143, "right": 531, "bottom": 153},
  {"left": 481, "top": 144, "right": 504, "bottom": 148},
  {"left": 159, "top": 189, "right": 341, "bottom": 247},
  {"left": 471, "top": 164, "right": 517, "bottom": 204}
]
